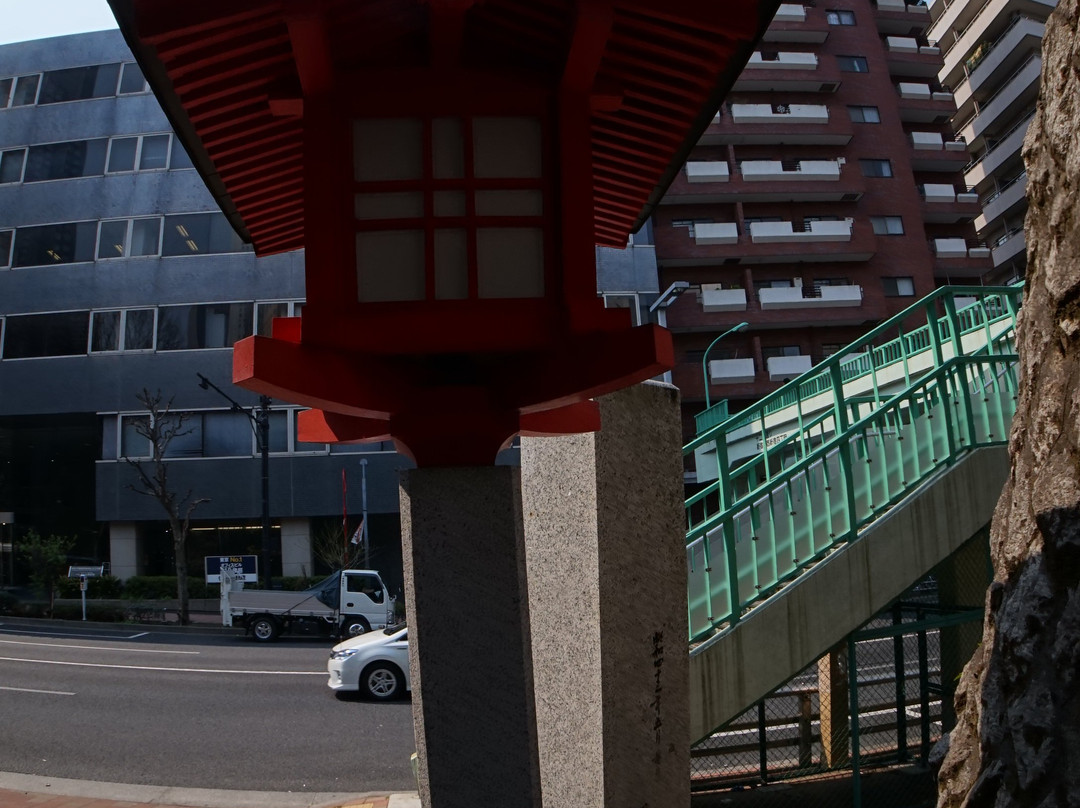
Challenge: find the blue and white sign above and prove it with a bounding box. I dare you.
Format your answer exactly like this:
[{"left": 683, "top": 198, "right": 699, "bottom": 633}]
[{"left": 205, "top": 555, "right": 258, "bottom": 584}]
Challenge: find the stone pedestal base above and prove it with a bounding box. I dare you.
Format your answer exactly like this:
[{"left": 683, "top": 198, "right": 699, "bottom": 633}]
[
  {"left": 520, "top": 382, "right": 690, "bottom": 808},
  {"left": 399, "top": 467, "right": 540, "bottom": 808}
]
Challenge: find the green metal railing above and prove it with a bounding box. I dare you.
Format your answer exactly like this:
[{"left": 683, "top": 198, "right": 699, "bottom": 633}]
[{"left": 685, "top": 285, "right": 1023, "bottom": 642}]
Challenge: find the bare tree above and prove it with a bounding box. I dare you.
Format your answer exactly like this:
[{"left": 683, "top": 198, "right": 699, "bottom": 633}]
[{"left": 124, "top": 389, "right": 208, "bottom": 624}]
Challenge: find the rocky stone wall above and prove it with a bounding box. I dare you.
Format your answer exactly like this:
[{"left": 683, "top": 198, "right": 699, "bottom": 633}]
[{"left": 937, "top": 3, "right": 1080, "bottom": 805}]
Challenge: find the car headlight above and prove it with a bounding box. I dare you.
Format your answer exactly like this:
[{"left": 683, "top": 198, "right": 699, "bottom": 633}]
[{"left": 330, "top": 649, "right": 359, "bottom": 660}]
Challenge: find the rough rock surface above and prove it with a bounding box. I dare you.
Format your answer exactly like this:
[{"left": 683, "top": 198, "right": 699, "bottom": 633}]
[{"left": 937, "top": 3, "right": 1080, "bottom": 806}]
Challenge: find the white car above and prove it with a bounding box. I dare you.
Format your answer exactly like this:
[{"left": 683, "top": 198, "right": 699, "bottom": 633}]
[{"left": 327, "top": 625, "right": 410, "bottom": 700}]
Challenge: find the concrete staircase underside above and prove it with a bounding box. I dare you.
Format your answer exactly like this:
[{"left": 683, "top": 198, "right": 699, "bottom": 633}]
[{"left": 687, "top": 445, "right": 1009, "bottom": 742}]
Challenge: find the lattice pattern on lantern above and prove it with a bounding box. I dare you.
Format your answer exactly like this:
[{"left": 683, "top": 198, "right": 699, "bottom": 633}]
[{"left": 352, "top": 116, "right": 547, "bottom": 303}]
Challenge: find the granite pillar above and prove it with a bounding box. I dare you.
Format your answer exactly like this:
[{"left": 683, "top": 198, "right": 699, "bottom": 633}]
[
  {"left": 520, "top": 382, "right": 689, "bottom": 808},
  {"left": 279, "top": 517, "right": 313, "bottom": 578},
  {"left": 399, "top": 466, "right": 541, "bottom": 808},
  {"left": 108, "top": 521, "right": 139, "bottom": 579}
]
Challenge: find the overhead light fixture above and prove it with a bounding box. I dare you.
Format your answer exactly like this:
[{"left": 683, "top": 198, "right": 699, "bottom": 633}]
[
  {"left": 186, "top": 239, "right": 199, "bottom": 252},
  {"left": 176, "top": 225, "right": 189, "bottom": 237}
]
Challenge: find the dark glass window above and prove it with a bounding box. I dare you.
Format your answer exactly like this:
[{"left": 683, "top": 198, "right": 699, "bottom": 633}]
[
  {"left": 11, "top": 74, "right": 39, "bottom": 106},
  {"left": 120, "top": 415, "right": 151, "bottom": 458},
  {"left": 826, "top": 9, "right": 855, "bottom": 24},
  {"left": 860, "top": 159, "right": 893, "bottom": 178},
  {"left": 91, "top": 310, "right": 121, "bottom": 351},
  {"left": 38, "top": 64, "right": 120, "bottom": 104},
  {"left": 0, "top": 230, "right": 11, "bottom": 267},
  {"left": 203, "top": 412, "right": 254, "bottom": 457},
  {"left": 0, "top": 149, "right": 25, "bottom": 183},
  {"left": 13, "top": 221, "right": 98, "bottom": 266},
  {"left": 3, "top": 311, "right": 89, "bottom": 358},
  {"left": 130, "top": 218, "right": 161, "bottom": 256},
  {"left": 163, "top": 415, "right": 203, "bottom": 458},
  {"left": 256, "top": 302, "right": 289, "bottom": 337},
  {"left": 125, "top": 309, "right": 155, "bottom": 350},
  {"left": 883, "top": 277, "right": 915, "bottom": 297},
  {"left": 169, "top": 138, "right": 194, "bottom": 170},
  {"left": 156, "top": 303, "right": 253, "bottom": 350},
  {"left": 847, "top": 105, "right": 880, "bottom": 123},
  {"left": 837, "top": 55, "right": 869, "bottom": 73},
  {"left": 97, "top": 220, "right": 128, "bottom": 259},
  {"left": 871, "top": 215, "right": 905, "bottom": 235},
  {"left": 140, "top": 135, "right": 170, "bottom": 170},
  {"left": 0, "top": 78, "right": 11, "bottom": 107},
  {"left": 24, "top": 139, "right": 108, "bottom": 182},
  {"left": 118, "top": 63, "right": 146, "bottom": 94},
  {"left": 162, "top": 213, "right": 249, "bottom": 256},
  {"left": 107, "top": 137, "right": 138, "bottom": 173}
]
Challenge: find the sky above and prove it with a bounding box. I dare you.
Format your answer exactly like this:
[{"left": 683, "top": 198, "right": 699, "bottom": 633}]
[{"left": 0, "top": 0, "right": 118, "bottom": 46}]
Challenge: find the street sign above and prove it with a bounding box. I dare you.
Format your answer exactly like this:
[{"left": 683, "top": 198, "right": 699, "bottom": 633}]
[
  {"left": 205, "top": 555, "right": 258, "bottom": 584},
  {"left": 68, "top": 565, "right": 106, "bottom": 578}
]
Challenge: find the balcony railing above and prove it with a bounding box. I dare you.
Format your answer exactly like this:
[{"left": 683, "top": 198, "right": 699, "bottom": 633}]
[
  {"left": 749, "top": 219, "right": 854, "bottom": 243},
  {"left": 931, "top": 237, "right": 991, "bottom": 258},
  {"left": 772, "top": 3, "right": 807, "bottom": 22},
  {"left": 910, "top": 131, "right": 969, "bottom": 152},
  {"left": 746, "top": 51, "right": 820, "bottom": 69},
  {"left": 710, "top": 358, "right": 757, "bottom": 385},
  {"left": 898, "top": 82, "right": 954, "bottom": 101},
  {"left": 694, "top": 222, "right": 740, "bottom": 246},
  {"left": 766, "top": 354, "right": 813, "bottom": 380},
  {"left": 759, "top": 284, "right": 863, "bottom": 309}
]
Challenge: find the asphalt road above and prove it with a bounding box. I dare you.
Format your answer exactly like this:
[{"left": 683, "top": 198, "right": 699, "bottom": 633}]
[{"left": 0, "top": 619, "right": 417, "bottom": 793}]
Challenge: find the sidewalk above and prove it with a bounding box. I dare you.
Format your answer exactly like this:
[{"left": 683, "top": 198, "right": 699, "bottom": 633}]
[{"left": 0, "top": 773, "right": 420, "bottom": 808}]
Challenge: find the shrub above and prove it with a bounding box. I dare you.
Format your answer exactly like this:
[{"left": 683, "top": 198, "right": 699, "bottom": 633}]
[
  {"left": 274, "top": 576, "right": 316, "bottom": 591},
  {"left": 0, "top": 591, "right": 17, "bottom": 615},
  {"left": 123, "top": 576, "right": 218, "bottom": 600},
  {"left": 56, "top": 575, "right": 124, "bottom": 599}
]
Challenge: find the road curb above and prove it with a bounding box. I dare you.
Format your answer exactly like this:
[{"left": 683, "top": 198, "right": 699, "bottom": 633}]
[{"left": 0, "top": 772, "right": 419, "bottom": 808}]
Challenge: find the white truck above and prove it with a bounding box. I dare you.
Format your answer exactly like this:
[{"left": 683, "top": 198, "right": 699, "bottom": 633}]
[{"left": 221, "top": 569, "right": 394, "bottom": 642}]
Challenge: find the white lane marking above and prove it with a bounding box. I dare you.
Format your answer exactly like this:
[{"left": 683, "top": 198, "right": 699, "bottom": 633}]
[
  {"left": 0, "top": 639, "right": 200, "bottom": 655},
  {"left": 0, "top": 626, "right": 150, "bottom": 640},
  {"left": 0, "top": 657, "right": 325, "bottom": 675},
  {"left": 0, "top": 685, "right": 76, "bottom": 696},
  {"left": 129, "top": 632, "right": 149, "bottom": 639}
]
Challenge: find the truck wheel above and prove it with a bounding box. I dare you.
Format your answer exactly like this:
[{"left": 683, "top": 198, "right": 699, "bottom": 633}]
[
  {"left": 250, "top": 615, "right": 280, "bottom": 642},
  {"left": 342, "top": 617, "right": 370, "bottom": 638},
  {"left": 362, "top": 662, "right": 403, "bottom": 700}
]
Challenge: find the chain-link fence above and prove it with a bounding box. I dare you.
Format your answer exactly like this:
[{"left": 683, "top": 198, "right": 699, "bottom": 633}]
[{"left": 690, "top": 534, "right": 989, "bottom": 808}]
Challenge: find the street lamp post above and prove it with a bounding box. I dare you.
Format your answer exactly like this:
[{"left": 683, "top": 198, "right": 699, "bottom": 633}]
[
  {"left": 701, "top": 322, "right": 749, "bottom": 410},
  {"left": 197, "top": 373, "right": 273, "bottom": 589}
]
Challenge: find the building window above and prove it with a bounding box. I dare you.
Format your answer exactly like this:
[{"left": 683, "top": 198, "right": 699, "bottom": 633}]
[
  {"left": 0, "top": 230, "right": 11, "bottom": 267},
  {"left": 860, "top": 159, "right": 893, "bottom": 178},
  {"left": 847, "top": 105, "right": 880, "bottom": 123},
  {"left": 162, "top": 213, "right": 250, "bottom": 256},
  {"left": 826, "top": 9, "right": 856, "bottom": 24},
  {"left": 91, "top": 308, "right": 156, "bottom": 352},
  {"left": 106, "top": 134, "right": 173, "bottom": 173},
  {"left": 97, "top": 218, "right": 163, "bottom": 259},
  {"left": 1, "top": 311, "right": 89, "bottom": 358},
  {"left": 13, "top": 221, "right": 99, "bottom": 267},
  {"left": 883, "top": 277, "right": 916, "bottom": 297},
  {"left": 120, "top": 415, "right": 151, "bottom": 458},
  {"left": 24, "top": 138, "right": 109, "bottom": 182},
  {"left": 0, "top": 148, "right": 25, "bottom": 183},
  {"left": 603, "top": 293, "right": 642, "bottom": 326},
  {"left": 870, "top": 215, "right": 905, "bottom": 235},
  {"left": 256, "top": 301, "right": 304, "bottom": 337},
  {"left": 671, "top": 218, "right": 714, "bottom": 239},
  {"left": 762, "top": 345, "right": 802, "bottom": 359},
  {"left": 837, "top": 56, "right": 869, "bottom": 73},
  {"left": 156, "top": 302, "right": 254, "bottom": 350},
  {"left": 38, "top": 63, "right": 121, "bottom": 105},
  {"left": 170, "top": 138, "right": 194, "bottom": 170},
  {"left": 118, "top": 63, "right": 148, "bottom": 95},
  {"left": 11, "top": 74, "right": 40, "bottom": 106}
]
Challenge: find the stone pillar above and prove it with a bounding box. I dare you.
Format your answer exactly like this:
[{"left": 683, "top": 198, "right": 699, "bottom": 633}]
[
  {"left": 279, "top": 517, "right": 313, "bottom": 578},
  {"left": 817, "top": 644, "right": 850, "bottom": 768},
  {"left": 108, "top": 522, "right": 139, "bottom": 579},
  {"left": 399, "top": 466, "right": 540, "bottom": 808},
  {"left": 520, "top": 382, "right": 689, "bottom": 808}
]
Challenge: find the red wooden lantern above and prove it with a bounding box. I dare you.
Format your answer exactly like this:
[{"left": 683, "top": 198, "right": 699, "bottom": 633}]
[{"left": 109, "top": 0, "right": 776, "bottom": 466}]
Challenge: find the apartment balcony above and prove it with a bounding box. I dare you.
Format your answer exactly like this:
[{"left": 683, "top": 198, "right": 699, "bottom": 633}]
[
  {"left": 686, "top": 161, "right": 730, "bottom": 183},
  {"left": 884, "top": 37, "right": 943, "bottom": 77},
  {"left": 663, "top": 156, "right": 862, "bottom": 204},
  {"left": 703, "top": 104, "right": 852, "bottom": 146},
  {"left": 896, "top": 83, "right": 957, "bottom": 124},
  {"left": 952, "top": 16, "right": 1045, "bottom": 118},
  {"left": 655, "top": 219, "right": 875, "bottom": 267},
  {"left": 963, "top": 114, "right": 1032, "bottom": 189},
  {"left": 767, "top": 354, "right": 813, "bottom": 381},
  {"left": 749, "top": 218, "right": 853, "bottom": 243},
  {"left": 874, "top": 0, "right": 932, "bottom": 36},
  {"left": 710, "top": 358, "right": 757, "bottom": 385},
  {"left": 956, "top": 55, "right": 1041, "bottom": 147},
  {"left": 909, "top": 131, "right": 971, "bottom": 171},
  {"left": 933, "top": 0, "right": 1056, "bottom": 91},
  {"left": 693, "top": 222, "right": 739, "bottom": 245},
  {"left": 759, "top": 284, "right": 862, "bottom": 309},
  {"left": 974, "top": 172, "right": 1027, "bottom": 234},
  {"left": 733, "top": 51, "right": 840, "bottom": 93},
  {"left": 919, "top": 183, "right": 982, "bottom": 222},
  {"left": 701, "top": 285, "right": 748, "bottom": 313},
  {"left": 730, "top": 103, "right": 830, "bottom": 125},
  {"left": 992, "top": 229, "right": 1026, "bottom": 267},
  {"left": 761, "top": 3, "right": 830, "bottom": 43},
  {"left": 931, "top": 237, "right": 994, "bottom": 277}
]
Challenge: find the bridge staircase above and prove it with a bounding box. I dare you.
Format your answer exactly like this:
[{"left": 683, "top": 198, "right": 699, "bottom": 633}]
[{"left": 684, "top": 284, "right": 1023, "bottom": 741}]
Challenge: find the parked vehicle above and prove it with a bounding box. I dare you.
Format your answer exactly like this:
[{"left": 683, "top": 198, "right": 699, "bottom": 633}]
[
  {"left": 327, "top": 625, "right": 410, "bottom": 700},
  {"left": 221, "top": 569, "right": 393, "bottom": 642}
]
